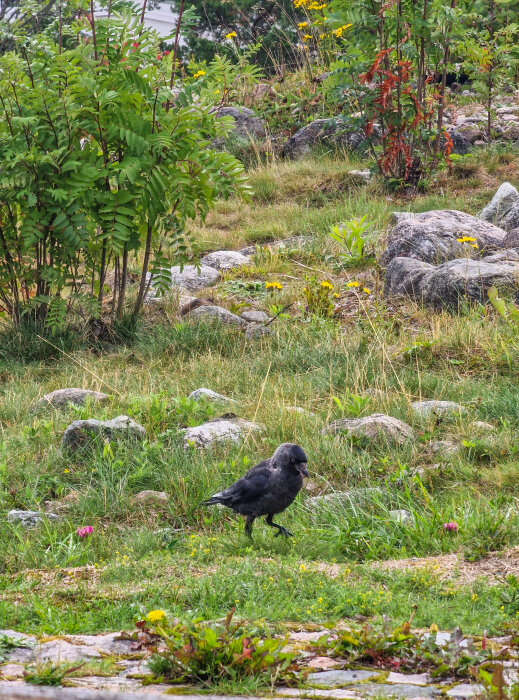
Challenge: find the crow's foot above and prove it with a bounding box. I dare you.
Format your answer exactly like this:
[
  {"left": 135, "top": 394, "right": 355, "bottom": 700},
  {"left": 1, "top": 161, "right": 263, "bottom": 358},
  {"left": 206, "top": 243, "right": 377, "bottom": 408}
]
[{"left": 274, "top": 526, "right": 293, "bottom": 538}]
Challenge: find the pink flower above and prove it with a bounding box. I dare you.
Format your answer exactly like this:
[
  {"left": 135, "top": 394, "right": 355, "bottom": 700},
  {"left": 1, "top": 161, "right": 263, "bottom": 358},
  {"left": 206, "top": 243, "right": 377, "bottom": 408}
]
[
  {"left": 443, "top": 522, "right": 458, "bottom": 532},
  {"left": 77, "top": 525, "right": 93, "bottom": 538}
]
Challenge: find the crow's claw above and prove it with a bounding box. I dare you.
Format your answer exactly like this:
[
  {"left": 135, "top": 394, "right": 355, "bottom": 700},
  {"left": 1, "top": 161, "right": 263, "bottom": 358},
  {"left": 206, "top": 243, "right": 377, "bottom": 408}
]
[{"left": 275, "top": 527, "right": 293, "bottom": 538}]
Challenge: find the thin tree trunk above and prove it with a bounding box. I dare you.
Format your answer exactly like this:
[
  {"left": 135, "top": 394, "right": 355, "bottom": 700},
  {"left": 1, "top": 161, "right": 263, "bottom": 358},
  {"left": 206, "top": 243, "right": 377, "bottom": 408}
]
[
  {"left": 117, "top": 245, "right": 128, "bottom": 317},
  {"left": 133, "top": 222, "right": 153, "bottom": 317}
]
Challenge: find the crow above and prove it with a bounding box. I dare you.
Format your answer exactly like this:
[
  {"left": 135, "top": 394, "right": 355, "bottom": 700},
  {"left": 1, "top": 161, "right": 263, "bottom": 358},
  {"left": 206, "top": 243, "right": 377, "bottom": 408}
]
[{"left": 202, "top": 443, "right": 308, "bottom": 537}]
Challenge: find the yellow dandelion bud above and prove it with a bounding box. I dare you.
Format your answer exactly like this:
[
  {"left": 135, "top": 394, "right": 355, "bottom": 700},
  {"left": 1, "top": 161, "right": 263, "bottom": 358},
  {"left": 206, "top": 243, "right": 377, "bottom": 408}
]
[
  {"left": 147, "top": 609, "right": 166, "bottom": 623},
  {"left": 430, "top": 623, "right": 439, "bottom": 633}
]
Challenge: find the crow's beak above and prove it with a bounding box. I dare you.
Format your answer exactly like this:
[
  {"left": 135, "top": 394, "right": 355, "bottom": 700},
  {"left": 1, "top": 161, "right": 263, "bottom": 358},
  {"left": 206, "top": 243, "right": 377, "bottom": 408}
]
[{"left": 299, "top": 463, "right": 309, "bottom": 477}]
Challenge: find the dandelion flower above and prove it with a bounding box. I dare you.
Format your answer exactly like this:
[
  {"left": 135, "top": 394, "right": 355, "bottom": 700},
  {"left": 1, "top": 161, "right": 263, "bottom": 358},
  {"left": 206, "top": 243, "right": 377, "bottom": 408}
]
[
  {"left": 64, "top": 469, "right": 70, "bottom": 474},
  {"left": 147, "top": 609, "right": 166, "bottom": 623},
  {"left": 303, "top": 34, "right": 312, "bottom": 40},
  {"left": 363, "top": 287, "right": 371, "bottom": 294},
  {"left": 298, "top": 21, "right": 308, "bottom": 28},
  {"left": 346, "top": 280, "right": 360, "bottom": 288},
  {"left": 321, "top": 280, "right": 333, "bottom": 289},
  {"left": 456, "top": 236, "right": 477, "bottom": 243},
  {"left": 193, "top": 70, "right": 206, "bottom": 78},
  {"left": 225, "top": 31, "right": 237, "bottom": 39},
  {"left": 333, "top": 293, "right": 340, "bottom": 298},
  {"left": 266, "top": 281, "right": 283, "bottom": 290}
]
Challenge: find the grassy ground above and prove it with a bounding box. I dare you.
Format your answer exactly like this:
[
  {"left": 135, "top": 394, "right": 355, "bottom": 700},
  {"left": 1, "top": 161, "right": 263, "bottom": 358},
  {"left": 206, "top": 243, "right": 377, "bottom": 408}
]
[{"left": 2, "top": 148, "right": 519, "bottom": 639}]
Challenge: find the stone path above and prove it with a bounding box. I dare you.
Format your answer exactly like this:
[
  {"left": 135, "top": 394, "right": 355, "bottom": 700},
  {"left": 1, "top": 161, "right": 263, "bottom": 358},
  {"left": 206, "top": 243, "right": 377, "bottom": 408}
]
[{"left": 0, "top": 628, "right": 513, "bottom": 699}]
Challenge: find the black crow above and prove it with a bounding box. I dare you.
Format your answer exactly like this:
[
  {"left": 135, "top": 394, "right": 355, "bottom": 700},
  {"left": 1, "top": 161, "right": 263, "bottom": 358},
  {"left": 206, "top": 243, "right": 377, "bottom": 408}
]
[{"left": 202, "top": 443, "right": 308, "bottom": 537}]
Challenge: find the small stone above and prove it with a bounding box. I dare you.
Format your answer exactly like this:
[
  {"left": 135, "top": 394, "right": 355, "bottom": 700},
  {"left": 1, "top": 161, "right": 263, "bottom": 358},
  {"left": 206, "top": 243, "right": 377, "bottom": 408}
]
[
  {"left": 386, "top": 672, "right": 429, "bottom": 685},
  {"left": 188, "top": 388, "right": 235, "bottom": 404},
  {"left": 241, "top": 310, "right": 269, "bottom": 323},
  {"left": 412, "top": 400, "right": 464, "bottom": 418},
  {"left": 132, "top": 490, "right": 169, "bottom": 506},
  {"left": 7, "top": 510, "right": 59, "bottom": 527},
  {"left": 201, "top": 250, "right": 250, "bottom": 271},
  {"left": 360, "top": 683, "right": 440, "bottom": 697},
  {"left": 188, "top": 305, "right": 248, "bottom": 327},
  {"left": 348, "top": 169, "right": 371, "bottom": 182},
  {"left": 322, "top": 413, "right": 414, "bottom": 444},
  {"left": 0, "top": 663, "right": 25, "bottom": 679},
  {"left": 428, "top": 440, "right": 461, "bottom": 456},
  {"left": 62, "top": 415, "right": 146, "bottom": 450},
  {"left": 389, "top": 509, "right": 414, "bottom": 525},
  {"left": 472, "top": 420, "right": 496, "bottom": 431},
  {"left": 183, "top": 418, "right": 262, "bottom": 448},
  {"left": 246, "top": 323, "right": 272, "bottom": 338},
  {"left": 38, "top": 388, "right": 109, "bottom": 408}
]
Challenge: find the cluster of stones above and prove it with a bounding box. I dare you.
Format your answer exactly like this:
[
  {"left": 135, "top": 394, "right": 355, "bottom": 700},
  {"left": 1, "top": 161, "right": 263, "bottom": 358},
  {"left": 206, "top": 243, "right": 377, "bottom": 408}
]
[
  {"left": 381, "top": 183, "right": 519, "bottom": 310},
  {"left": 0, "top": 628, "right": 511, "bottom": 698}
]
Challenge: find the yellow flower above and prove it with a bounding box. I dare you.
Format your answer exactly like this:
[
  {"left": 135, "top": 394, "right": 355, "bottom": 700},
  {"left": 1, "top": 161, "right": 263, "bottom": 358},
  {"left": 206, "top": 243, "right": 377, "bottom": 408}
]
[
  {"left": 472, "top": 593, "right": 478, "bottom": 601},
  {"left": 333, "top": 293, "right": 340, "bottom": 298},
  {"left": 266, "top": 281, "right": 283, "bottom": 290},
  {"left": 335, "top": 23, "right": 352, "bottom": 37},
  {"left": 193, "top": 70, "right": 206, "bottom": 79},
  {"left": 346, "top": 281, "right": 359, "bottom": 288},
  {"left": 303, "top": 34, "right": 312, "bottom": 40},
  {"left": 64, "top": 468, "right": 70, "bottom": 474},
  {"left": 470, "top": 243, "right": 479, "bottom": 248},
  {"left": 298, "top": 21, "right": 308, "bottom": 28},
  {"left": 147, "top": 609, "right": 166, "bottom": 623},
  {"left": 321, "top": 280, "right": 333, "bottom": 289},
  {"left": 299, "top": 563, "right": 307, "bottom": 571},
  {"left": 456, "top": 236, "right": 477, "bottom": 243},
  {"left": 430, "top": 623, "right": 439, "bottom": 633},
  {"left": 225, "top": 31, "right": 237, "bottom": 39},
  {"left": 363, "top": 287, "right": 371, "bottom": 294}
]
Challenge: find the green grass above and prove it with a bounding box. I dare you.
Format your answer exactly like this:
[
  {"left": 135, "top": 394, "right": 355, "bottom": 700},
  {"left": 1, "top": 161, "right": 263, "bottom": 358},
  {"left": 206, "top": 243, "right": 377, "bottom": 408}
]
[{"left": 2, "top": 148, "right": 519, "bottom": 643}]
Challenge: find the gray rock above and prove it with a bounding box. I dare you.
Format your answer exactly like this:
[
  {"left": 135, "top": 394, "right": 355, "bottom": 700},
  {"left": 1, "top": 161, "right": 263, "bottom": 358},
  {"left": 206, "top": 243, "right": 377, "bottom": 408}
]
[
  {"left": 389, "top": 509, "right": 414, "bottom": 525},
  {"left": 480, "top": 182, "right": 519, "bottom": 231},
  {"left": 284, "top": 406, "right": 316, "bottom": 417},
  {"left": 169, "top": 264, "right": 221, "bottom": 291},
  {"left": 412, "top": 400, "right": 465, "bottom": 417},
  {"left": 200, "top": 250, "right": 250, "bottom": 271},
  {"left": 391, "top": 212, "right": 418, "bottom": 225},
  {"left": 7, "top": 510, "right": 59, "bottom": 527},
  {"left": 322, "top": 413, "right": 414, "bottom": 444},
  {"left": 359, "top": 683, "right": 440, "bottom": 697},
  {"left": 381, "top": 210, "right": 507, "bottom": 266},
  {"left": 429, "top": 440, "right": 461, "bottom": 456},
  {"left": 38, "top": 388, "right": 109, "bottom": 409},
  {"left": 8, "top": 633, "right": 135, "bottom": 664},
  {"left": 447, "top": 684, "right": 485, "bottom": 699},
  {"left": 241, "top": 310, "right": 269, "bottom": 323},
  {"left": 308, "top": 670, "right": 379, "bottom": 686},
  {"left": 62, "top": 416, "right": 146, "bottom": 450},
  {"left": 188, "top": 305, "right": 248, "bottom": 327},
  {"left": 282, "top": 118, "right": 366, "bottom": 159},
  {"left": 504, "top": 227, "right": 519, "bottom": 249},
  {"left": 348, "top": 169, "right": 371, "bottom": 182},
  {"left": 384, "top": 255, "right": 519, "bottom": 309},
  {"left": 188, "top": 388, "right": 235, "bottom": 404},
  {"left": 386, "top": 672, "right": 429, "bottom": 685},
  {"left": 447, "top": 129, "right": 472, "bottom": 155},
  {"left": 214, "top": 106, "right": 266, "bottom": 143},
  {"left": 183, "top": 418, "right": 262, "bottom": 448},
  {"left": 131, "top": 490, "right": 169, "bottom": 505},
  {"left": 245, "top": 323, "right": 272, "bottom": 338},
  {"left": 472, "top": 420, "right": 496, "bottom": 431}
]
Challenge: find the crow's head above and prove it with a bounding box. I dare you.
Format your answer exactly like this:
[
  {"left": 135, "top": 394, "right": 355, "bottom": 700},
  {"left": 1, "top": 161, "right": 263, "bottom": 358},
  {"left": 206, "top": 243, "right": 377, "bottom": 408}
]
[{"left": 273, "top": 443, "right": 309, "bottom": 477}]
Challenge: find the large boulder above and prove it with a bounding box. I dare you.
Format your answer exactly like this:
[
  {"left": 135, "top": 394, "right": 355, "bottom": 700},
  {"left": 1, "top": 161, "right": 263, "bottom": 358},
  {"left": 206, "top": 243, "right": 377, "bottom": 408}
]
[
  {"left": 380, "top": 210, "right": 507, "bottom": 266},
  {"left": 201, "top": 250, "right": 250, "bottom": 271},
  {"left": 38, "top": 388, "right": 109, "bottom": 409},
  {"left": 214, "top": 106, "right": 266, "bottom": 144},
  {"left": 385, "top": 253, "right": 519, "bottom": 309},
  {"left": 282, "top": 118, "right": 366, "bottom": 159},
  {"left": 62, "top": 415, "right": 146, "bottom": 450},
  {"left": 480, "top": 182, "right": 519, "bottom": 232},
  {"left": 183, "top": 417, "right": 261, "bottom": 448},
  {"left": 321, "top": 413, "right": 414, "bottom": 444},
  {"left": 169, "top": 265, "right": 221, "bottom": 291}
]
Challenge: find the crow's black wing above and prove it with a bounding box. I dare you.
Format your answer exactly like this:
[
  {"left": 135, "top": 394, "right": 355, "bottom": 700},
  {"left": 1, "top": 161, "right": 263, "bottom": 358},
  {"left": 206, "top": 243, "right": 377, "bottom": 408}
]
[{"left": 219, "top": 461, "right": 272, "bottom": 504}]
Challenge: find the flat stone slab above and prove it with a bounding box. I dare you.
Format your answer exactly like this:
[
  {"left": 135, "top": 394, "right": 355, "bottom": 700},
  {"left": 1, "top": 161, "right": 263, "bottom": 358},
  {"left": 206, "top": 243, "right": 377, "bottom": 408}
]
[
  {"left": 308, "top": 670, "right": 380, "bottom": 686},
  {"left": 322, "top": 413, "right": 414, "bottom": 444},
  {"left": 183, "top": 418, "right": 262, "bottom": 448},
  {"left": 201, "top": 251, "right": 250, "bottom": 271},
  {"left": 7, "top": 511, "right": 59, "bottom": 528},
  {"left": 169, "top": 265, "right": 221, "bottom": 291},
  {"left": 446, "top": 684, "right": 485, "bottom": 698},
  {"left": 359, "top": 682, "right": 441, "bottom": 697},
  {"left": 62, "top": 416, "right": 145, "bottom": 450},
  {"left": 386, "top": 672, "right": 429, "bottom": 686},
  {"left": 188, "top": 305, "right": 248, "bottom": 327}
]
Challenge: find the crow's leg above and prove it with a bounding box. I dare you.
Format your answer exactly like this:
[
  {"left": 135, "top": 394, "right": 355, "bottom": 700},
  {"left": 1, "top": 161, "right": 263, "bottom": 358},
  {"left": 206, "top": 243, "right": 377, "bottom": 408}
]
[
  {"left": 245, "top": 516, "right": 256, "bottom": 537},
  {"left": 266, "top": 514, "right": 293, "bottom": 538}
]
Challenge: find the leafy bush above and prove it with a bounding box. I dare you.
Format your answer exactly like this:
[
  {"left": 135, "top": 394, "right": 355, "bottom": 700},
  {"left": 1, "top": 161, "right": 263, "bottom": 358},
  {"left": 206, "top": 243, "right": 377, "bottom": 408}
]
[
  {"left": 0, "top": 7, "right": 248, "bottom": 332},
  {"left": 143, "top": 610, "right": 295, "bottom": 685}
]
